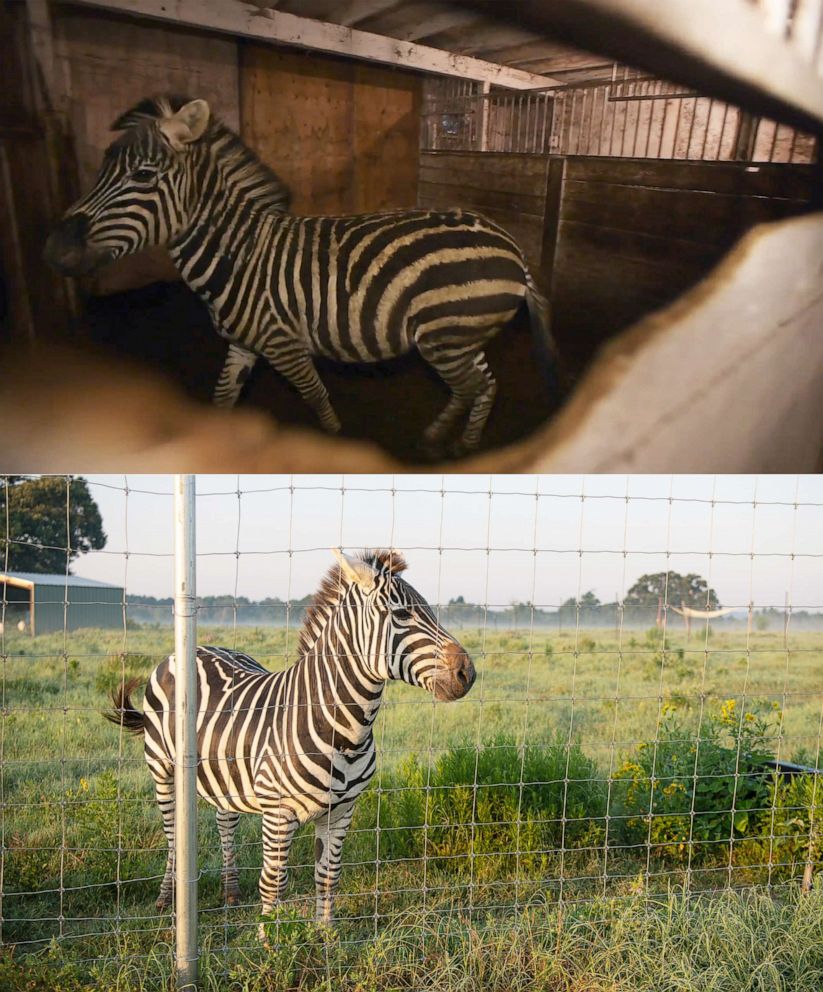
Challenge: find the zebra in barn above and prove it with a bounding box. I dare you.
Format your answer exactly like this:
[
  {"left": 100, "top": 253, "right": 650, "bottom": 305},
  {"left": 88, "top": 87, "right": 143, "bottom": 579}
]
[
  {"left": 45, "top": 95, "right": 559, "bottom": 454},
  {"left": 104, "top": 549, "right": 475, "bottom": 929}
]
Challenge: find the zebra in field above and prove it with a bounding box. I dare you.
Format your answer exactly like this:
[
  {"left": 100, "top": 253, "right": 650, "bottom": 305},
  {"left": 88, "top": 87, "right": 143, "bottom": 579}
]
[
  {"left": 45, "top": 95, "right": 559, "bottom": 453},
  {"left": 105, "top": 549, "right": 474, "bottom": 928}
]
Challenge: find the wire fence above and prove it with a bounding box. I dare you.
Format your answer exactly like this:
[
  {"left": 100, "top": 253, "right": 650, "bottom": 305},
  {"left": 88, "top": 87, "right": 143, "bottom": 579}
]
[{"left": 1, "top": 474, "right": 822, "bottom": 982}]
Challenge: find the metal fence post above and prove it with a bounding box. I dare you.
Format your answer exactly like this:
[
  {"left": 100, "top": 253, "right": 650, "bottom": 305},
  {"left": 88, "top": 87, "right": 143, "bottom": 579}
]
[{"left": 173, "top": 475, "right": 198, "bottom": 990}]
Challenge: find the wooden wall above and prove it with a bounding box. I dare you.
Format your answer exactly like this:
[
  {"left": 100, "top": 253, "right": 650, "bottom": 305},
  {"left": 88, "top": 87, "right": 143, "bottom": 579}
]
[
  {"left": 241, "top": 45, "right": 421, "bottom": 215},
  {"left": 0, "top": 1, "right": 73, "bottom": 340},
  {"left": 547, "top": 157, "right": 816, "bottom": 369},
  {"left": 417, "top": 151, "right": 550, "bottom": 269}
]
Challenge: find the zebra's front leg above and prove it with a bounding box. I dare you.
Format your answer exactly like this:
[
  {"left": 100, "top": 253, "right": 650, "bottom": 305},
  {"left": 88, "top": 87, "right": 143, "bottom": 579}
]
[
  {"left": 314, "top": 802, "right": 355, "bottom": 924},
  {"left": 154, "top": 774, "right": 176, "bottom": 911},
  {"left": 257, "top": 807, "right": 299, "bottom": 943},
  {"left": 260, "top": 337, "right": 341, "bottom": 434},
  {"left": 213, "top": 343, "right": 258, "bottom": 408},
  {"left": 216, "top": 808, "right": 241, "bottom": 906}
]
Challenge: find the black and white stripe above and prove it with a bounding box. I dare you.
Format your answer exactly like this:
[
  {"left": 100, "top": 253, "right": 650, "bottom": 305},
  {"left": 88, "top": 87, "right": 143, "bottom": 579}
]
[
  {"left": 105, "top": 549, "right": 475, "bottom": 926},
  {"left": 46, "top": 95, "right": 558, "bottom": 452}
]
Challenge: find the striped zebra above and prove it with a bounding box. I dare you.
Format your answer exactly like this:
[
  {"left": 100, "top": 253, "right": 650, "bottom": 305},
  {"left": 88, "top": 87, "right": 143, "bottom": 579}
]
[
  {"left": 105, "top": 549, "right": 474, "bottom": 928},
  {"left": 45, "top": 95, "right": 558, "bottom": 453}
]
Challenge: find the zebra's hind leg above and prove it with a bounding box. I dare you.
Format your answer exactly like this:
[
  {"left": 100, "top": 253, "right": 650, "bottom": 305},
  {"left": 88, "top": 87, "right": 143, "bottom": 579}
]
[
  {"left": 314, "top": 801, "right": 355, "bottom": 924},
  {"left": 213, "top": 343, "right": 258, "bottom": 408},
  {"left": 216, "top": 808, "right": 241, "bottom": 905},
  {"left": 257, "top": 807, "right": 299, "bottom": 944},
  {"left": 417, "top": 340, "right": 498, "bottom": 454},
  {"left": 153, "top": 772, "right": 176, "bottom": 911},
  {"left": 260, "top": 337, "right": 341, "bottom": 434}
]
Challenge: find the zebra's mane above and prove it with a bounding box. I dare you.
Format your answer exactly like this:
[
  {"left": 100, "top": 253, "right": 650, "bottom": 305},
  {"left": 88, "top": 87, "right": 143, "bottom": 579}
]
[
  {"left": 297, "top": 550, "right": 409, "bottom": 657},
  {"left": 110, "top": 95, "right": 292, "bottom": 213}
]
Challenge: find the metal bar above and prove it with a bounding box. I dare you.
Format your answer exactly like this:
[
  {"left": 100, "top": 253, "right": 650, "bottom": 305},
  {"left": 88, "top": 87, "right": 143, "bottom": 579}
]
[
  {"left": 608, "top": 91, "right": 697, "bottom": 102},
  {"left": 174, "top": 474, "right": 198, "bottom": 992},
  {"left": 700, "top": 98, "right": 715, "bottom": 158}
]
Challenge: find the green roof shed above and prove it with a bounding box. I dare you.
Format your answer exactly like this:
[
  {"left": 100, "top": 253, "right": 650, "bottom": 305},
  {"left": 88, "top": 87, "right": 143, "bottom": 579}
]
[{"left": 0, "top": 572, "right": 124, "bottom": 636}]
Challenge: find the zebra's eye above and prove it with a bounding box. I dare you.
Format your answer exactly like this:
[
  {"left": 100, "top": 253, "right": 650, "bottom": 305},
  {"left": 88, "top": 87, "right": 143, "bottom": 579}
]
[
  {"left": 131, "top": 167, "right": 158, "bottom": 184},
  {"left": 393, "top": 608, "right": 413, "bottom": 622}
]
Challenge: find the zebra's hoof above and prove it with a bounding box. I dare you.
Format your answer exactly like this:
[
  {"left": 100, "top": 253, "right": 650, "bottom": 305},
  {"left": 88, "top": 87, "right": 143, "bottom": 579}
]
[
  {"left": 155, "top": 894, "right": 172, "bottom": 911},
  {"left": 224, "top": 890, "right": 241, "bottom": 906}
]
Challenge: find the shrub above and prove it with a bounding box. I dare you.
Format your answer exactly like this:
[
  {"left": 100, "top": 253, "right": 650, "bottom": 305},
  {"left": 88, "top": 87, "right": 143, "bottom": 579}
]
[
  {"left": 755, "top": 773, "right": 823, "bottom": 880},
  {"left": 354, "top": 736, "right": 606, "bottom": 881},
  {"left": 612, "top": 699, "right": 780, "bottom": 861}
]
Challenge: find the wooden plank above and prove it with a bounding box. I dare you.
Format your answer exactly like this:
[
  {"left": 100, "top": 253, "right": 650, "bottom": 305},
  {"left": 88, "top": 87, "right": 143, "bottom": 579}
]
[
  {"left": 352, "top": 61, "right": 421, "bottom": 212},
  {"left": 242, "top": 44, "right": 421, "bottom": 216},
  {"left": 241, "top": 43, "right": 357, "bottom": 216},
  {"left": 563, "top": 156, "right": 817, "bottom": 200},
  {"left": 420, "top": 151, "right": 550, "bottom": 178},
  {"left": 417, "top": 179, "right": 545, "bottom": 217},
  {"left": 558, "top": 218, "right": 723, "bottom": 269},
  {"left": 541, "top": 156, "right": 565, "bottom": 280},
  {"left": 419, "top": 152, "right": 551, "bottom": 195},
  {"left": 559, "top": 183, "right": 811, "bottom": 243},
  {"left": 70, "top": 0, "right": 560, "bottom": 88}
]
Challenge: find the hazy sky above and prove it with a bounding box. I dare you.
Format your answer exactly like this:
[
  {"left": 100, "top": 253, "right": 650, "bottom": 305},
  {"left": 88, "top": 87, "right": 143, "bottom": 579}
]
[{"left": 66, "top": 474, "right": 823, "bottom": 611}]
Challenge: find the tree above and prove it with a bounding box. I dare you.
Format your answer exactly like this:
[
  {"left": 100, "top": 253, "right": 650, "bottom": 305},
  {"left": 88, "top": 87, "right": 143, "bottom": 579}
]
[
  {"left": 0, "top": 476, "right": 106, "bottom": 573},
  {"left": 625, "top": 572, "right": 720, "bottom": 610}
]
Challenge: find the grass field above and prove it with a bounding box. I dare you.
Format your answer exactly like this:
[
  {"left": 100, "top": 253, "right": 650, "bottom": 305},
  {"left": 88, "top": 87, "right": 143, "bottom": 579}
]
[{"left": 2, "top": 624, "right": 821, "bottom": 990}]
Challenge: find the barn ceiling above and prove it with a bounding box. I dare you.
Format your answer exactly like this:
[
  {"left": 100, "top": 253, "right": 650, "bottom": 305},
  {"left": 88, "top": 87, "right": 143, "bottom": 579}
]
[{"left": 247, "top": 0, "right": 613, "bottom": 84}]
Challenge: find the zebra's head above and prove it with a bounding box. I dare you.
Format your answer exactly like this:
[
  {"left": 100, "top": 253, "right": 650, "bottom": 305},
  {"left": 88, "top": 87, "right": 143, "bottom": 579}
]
[
  {"left": 319, "top": 549, "right": 476, "bottom": 702},
  {"left": 44, "top": 96, "right": 291, "bottom": 277},
  {"left": 44, "top": 96, "right": 213, "bottom": 276}
]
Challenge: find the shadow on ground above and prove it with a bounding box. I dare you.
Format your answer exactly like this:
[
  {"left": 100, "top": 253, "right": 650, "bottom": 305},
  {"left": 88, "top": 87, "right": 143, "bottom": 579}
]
[{"left": 84, "top": 281, "right": 559, "bottom": 462}]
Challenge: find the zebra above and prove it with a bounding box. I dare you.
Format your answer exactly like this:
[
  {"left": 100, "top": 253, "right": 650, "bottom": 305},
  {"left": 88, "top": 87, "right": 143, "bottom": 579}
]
[
  {"left": 44, "top": 94, "right": 559, "bottom": 454},
  {"left": 104, "top": 549, "right": 475, "bottom": 929}
]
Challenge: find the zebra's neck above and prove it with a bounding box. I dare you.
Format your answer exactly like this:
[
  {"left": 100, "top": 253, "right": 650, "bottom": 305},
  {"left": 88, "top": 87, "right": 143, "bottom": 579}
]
[
  {"left": 169, "top": 125, "right": 289, "bottom": 303},
  {"left": 289, "top": 602, "right": 387, "bottom": 753}
]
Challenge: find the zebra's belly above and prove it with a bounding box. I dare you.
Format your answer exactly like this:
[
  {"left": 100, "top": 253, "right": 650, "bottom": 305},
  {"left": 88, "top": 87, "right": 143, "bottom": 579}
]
[{"left": 196, "top": 758, "right": 264, "bottom": 814}]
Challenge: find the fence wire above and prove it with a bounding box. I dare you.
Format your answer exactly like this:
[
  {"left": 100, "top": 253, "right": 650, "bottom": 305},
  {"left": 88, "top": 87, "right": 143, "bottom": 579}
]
[{"left": 1, "top": 474, "right": 822, "bottom": 976}]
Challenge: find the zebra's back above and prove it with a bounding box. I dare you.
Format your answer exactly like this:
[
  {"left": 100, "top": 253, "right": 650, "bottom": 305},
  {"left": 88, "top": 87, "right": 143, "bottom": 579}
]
[
  {"left": 263, "top": 208, "right": 530, "bottom": 362},
  {"left": 143, "top": 646, "right": 283, "bottom": 813}
]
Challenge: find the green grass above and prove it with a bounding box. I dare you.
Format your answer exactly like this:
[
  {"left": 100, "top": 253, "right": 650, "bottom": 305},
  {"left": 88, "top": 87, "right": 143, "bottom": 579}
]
[
  {"left": 3, "top": 887, "right": 823, "bottom": 991},
  {"left": 1, "top": 625, "right": 821, "bottom": 988}
]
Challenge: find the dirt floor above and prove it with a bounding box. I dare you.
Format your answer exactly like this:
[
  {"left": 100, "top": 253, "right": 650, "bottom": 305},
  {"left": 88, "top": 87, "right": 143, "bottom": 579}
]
[{"left": 83, "top": 281, "right": 561, "bottom": 463}]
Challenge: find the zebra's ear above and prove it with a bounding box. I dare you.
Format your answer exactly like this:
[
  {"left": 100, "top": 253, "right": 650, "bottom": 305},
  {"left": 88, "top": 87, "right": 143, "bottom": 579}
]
[
  {"left": 158, "top": 99, "right": 210, "bottom": 151},
  {"left": 332, "top": 549, "right": 377, "bottom": 592}
]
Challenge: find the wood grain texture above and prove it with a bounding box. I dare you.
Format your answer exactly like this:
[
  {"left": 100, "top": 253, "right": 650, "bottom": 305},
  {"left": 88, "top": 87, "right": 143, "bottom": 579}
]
[
  {"left": 550, "top": 156, "right": 816, "bottom": 371},
  {"left": 241, "top": 43, "right": 420, "bottom": 215},
  {"left": 417, "top": 151, "right": 550, "bottom": 265}
]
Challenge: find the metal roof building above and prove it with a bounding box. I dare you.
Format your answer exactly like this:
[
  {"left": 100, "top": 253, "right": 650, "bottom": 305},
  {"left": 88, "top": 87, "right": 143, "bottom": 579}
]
[{"left": 0, "top": 572, "right": 124, "bottom": 636}]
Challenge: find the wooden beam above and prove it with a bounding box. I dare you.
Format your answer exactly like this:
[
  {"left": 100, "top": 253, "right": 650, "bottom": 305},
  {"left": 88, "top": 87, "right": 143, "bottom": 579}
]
[
  {"left": 478, "top": 0, "right": 823, "bottom": 133},
  {"left": 70, "top": 0, "right": 559, "bottom": 88}
]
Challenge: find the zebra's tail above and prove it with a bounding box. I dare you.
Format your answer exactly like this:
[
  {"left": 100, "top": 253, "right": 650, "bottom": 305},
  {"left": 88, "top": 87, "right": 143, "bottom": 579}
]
[
  {"left": 524, "top": 268, "right": 565, "bottom": 398},
  {"left": 103, "top": 676, "right": 146, "bottom": 736}
]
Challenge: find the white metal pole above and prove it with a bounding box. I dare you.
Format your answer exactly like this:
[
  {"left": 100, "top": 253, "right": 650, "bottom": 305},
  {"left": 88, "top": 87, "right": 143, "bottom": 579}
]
[{"left": 173, "top": 475, "right": 198, "bottom": 991}]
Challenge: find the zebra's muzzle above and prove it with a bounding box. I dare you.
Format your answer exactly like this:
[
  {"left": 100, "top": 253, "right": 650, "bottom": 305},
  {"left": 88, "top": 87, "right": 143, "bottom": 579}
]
[
  {"left": 44, "top": 213, "right": 112, "bottom": 276},
  {"left": 431, "top": 641, "right": 476, "bottom": 701}
]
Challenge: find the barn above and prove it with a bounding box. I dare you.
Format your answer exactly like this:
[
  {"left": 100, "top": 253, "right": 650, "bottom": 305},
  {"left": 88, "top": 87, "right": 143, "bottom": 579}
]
[
  {"left": 0, "top": 571, "right": 124, "bottom": 636},
  {"left": 1, "top": 0, "right": 821, "bottom": 470}
]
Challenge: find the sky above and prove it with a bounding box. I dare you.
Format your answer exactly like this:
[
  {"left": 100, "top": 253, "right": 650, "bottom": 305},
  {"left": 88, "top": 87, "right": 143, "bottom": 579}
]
[{"left": 65, "top": 474, "right": 823, "bottom": 612}]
